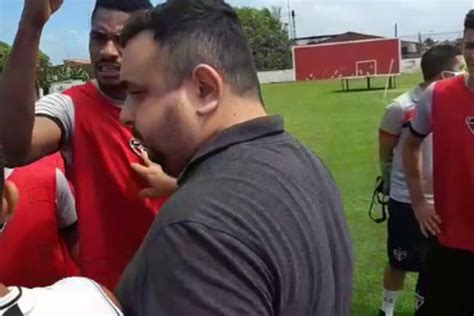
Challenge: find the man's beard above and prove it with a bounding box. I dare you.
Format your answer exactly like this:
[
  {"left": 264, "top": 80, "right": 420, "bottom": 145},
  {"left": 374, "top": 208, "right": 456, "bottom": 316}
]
[{"left": 147, "top": 147, "right": 165, "bottom": 167}]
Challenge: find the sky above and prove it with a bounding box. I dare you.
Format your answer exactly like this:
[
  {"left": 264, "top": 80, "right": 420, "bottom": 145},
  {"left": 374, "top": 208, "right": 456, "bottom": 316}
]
[{"left": 1, "top": 0, "right": 474, "bottom": 65}]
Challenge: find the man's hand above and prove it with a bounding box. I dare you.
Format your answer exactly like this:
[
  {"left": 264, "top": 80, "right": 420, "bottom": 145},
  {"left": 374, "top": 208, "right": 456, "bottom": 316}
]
[
  {"left": 1, "top": 181, "right": 19, "bottom": 225},
  {"left": 0, "top": 283, "right": 9, "bottom": 297},
  {"left": 131, "top": 150, "right": 177, "bottom": 199},
  {"left": 413, "top": 201, "right": 441, "bottom": 237},
  {"left": 21, "top": 0, "right": 63, "bottom": 29}
]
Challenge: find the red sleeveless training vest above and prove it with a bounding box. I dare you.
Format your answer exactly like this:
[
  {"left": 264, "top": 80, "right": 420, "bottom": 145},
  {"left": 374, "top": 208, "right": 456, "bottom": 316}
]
[
  {"left": 431, "top": 75, "right": 474, "bottom": 252},
  {"left": 62, "top": 82, "right": 164, "bottom": 289},
  {"left": 0, "top": 154, "right": 79, "bottom": 287}
]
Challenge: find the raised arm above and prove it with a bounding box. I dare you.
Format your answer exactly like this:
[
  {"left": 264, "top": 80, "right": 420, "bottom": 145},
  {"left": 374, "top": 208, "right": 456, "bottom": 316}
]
[{"left": 0, "top": 0, "right": 64, "bottom": 166}]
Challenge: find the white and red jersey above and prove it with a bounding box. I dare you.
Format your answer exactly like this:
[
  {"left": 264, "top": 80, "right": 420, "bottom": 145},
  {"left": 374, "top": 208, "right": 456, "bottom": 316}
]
[
  {"left": 379, "top": 85, "right": 434, "bottom": 204},
  {"left": 35, "top": 82, "right": 165, "bottom": 289},
  {"left": 0, "top": 277, "right": 123, "bottom": 316},
  {"left": 0, "top": 154, "right": 79, "bottom": 287}
]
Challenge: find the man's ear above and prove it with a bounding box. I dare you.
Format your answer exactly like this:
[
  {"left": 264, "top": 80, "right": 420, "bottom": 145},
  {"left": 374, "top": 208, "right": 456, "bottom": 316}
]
[
  {"left": 191, "top": 64, "right": 223, "bottom": 116},
  {"left": 1, "top": 181, "right": 19, "bottom": 222}
]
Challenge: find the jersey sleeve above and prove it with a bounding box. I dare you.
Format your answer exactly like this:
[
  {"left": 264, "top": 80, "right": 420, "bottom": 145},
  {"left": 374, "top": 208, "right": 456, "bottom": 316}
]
[
  {"left": 379, "top": 101, "right": 404, "bottom": 136},
  {"left": 35, "top": 93, "right": 75, "bottom": 148},
  {"left": 55, "top": 168, "right": 77, "bottom": 229},
  {"left": 409, "top": 83, "right": 435, "bottom": 138}
]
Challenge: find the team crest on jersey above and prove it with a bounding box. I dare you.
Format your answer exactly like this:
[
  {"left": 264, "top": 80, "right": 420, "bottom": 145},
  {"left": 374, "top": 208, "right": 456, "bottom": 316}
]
[
  {"left": 466, "top": 117, "right": 474, "bottom": 134},
  {"left": 415, "top": 293, "right": 425, "bottom": 310},
  {"left": 129, "top": 138, "right": 147, "bottom": 157},
  {"left": 393, "top": 248, "right": 407, "bottom": 262}
]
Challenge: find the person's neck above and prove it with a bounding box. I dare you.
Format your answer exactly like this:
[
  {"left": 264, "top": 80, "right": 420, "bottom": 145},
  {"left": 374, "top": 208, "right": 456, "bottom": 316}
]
[
  {"left": 216, "top": 97, "right": 267, "bottom": 133},
  {"left": 92, "top": 80, "right": 126, "bottom": 104},
  {"left": 419, "top": 81, "right": 431, "bottom": 91}
]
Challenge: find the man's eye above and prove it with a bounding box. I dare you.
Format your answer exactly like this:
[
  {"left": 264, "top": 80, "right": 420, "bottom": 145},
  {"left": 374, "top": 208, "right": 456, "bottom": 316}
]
[
  {"left": 91, "top": 33, "right": 106, "bottom": 41},
  {"left": 129, "top": 91, "right": 143, "bottom": 96}
]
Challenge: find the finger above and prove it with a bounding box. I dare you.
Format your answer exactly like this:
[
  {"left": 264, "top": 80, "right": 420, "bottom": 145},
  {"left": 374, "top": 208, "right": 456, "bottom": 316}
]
[
  {"left": 51, "top": 0, "right": 64, "bottom": 13},
  {"left": 419, "top": 224, "right": 429, "bottom": 238},
  {"left": 427, "top": 217, "right": 441, "bottom": 234},
  {"left": 424, "top": 220, "right": 439, "bottom": 236},
  {"left": 131, "top": 163, "right": 151, "bottom": 176},
  {"left": 140, "top": 150, "right": 153, "bottom": 167},
  {"left": 139, "top": 188, "right": 158, "bottom": 199},
  {"left": 3, "top": 181, "right": 18, "bottom": 218},
  {"left": 0, "top": 199, "right": 7, "bottom": 223},
  {"left": 433, "top": 213, "right": 442, "bottom": 224}
]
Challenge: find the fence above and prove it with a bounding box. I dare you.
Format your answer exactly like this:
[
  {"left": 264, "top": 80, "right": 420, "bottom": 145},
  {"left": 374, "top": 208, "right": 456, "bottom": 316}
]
[
  {"left": 399, "top": 30, "right": 462, "bottom": 45},
  {"left": 257, "top": 69, "right": 294, "bottom": 84}
]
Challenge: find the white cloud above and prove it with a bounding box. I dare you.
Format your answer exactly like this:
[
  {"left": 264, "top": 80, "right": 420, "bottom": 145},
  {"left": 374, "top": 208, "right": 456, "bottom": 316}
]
[
  {"left": 228, "top": 0, "right": 473, "bottom": 38},
  {"left": 3, "top": 0, "right": 474, "bottom": 63}
]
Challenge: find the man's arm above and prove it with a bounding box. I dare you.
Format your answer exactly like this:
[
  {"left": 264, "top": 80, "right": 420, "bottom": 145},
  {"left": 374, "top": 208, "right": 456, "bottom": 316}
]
[
  {"left": 55, "top": 168, "right": 78, "bottom": 259},
  {"left": 378, "top": 102, "right": 403, "bottom": 191},
  {"left": 402, "top": 84, "right": 441, "bottom": 237},
  {"left": 403, "top": 133, "right": 425, "bottom": 209},
  {"left": 0, "top": 0, "right": 63, "bottom": 166},
  {"left": 378, "top": 133, "right": 399, "bottom": 189},
  {"left": 117, "top": 223, "right": 274, "bottom": 316}
]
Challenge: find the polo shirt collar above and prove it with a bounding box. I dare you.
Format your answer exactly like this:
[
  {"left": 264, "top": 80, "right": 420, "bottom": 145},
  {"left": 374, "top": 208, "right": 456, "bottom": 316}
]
[{"left": 178, "top": 115, "right": 285, "bottom": 184}]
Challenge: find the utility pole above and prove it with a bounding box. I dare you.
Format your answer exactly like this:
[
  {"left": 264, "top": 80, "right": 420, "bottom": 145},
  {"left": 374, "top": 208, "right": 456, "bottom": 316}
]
[
  {"left": 292, "top": 10, "right": 297, "bottom": 39},
  {"left": 287, "top": 0, "right": 293, "bottom": 39},
  {"left": 394, "top": 23, "right": 398, "bottom": 37}
]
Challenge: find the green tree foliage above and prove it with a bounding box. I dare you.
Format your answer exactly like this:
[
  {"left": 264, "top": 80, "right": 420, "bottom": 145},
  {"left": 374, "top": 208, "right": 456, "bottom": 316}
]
[
  {"left": 236, "top": 7, "right": 292, "bottom": 71},
  {"left": 0, "top": 41, "right": 89, "bottom": 92},
  {"left": 0, "top": 41, "right": 11, "bottom": 73}
]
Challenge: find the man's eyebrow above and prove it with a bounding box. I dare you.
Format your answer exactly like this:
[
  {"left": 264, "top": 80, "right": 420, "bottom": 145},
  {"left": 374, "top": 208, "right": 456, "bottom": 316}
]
[
  {"left": 90, "top": 29, "right": 122, "bottom": 37},
  {"left": 90, "top": 29, "right": 106, "bottom": 35}
]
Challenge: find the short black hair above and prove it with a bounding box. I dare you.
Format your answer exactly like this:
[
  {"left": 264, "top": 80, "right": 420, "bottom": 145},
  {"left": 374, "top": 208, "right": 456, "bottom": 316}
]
[
  {"left": 421, "top": 44, "right": 460, "bottom": 81},
  {"left": 91, "top": 0, "right": 153, "bottom": 21},
  {"left": 465, "top": 10, "right": 474, "bottom": 30},
  {"left": 121, "top": 0, "right": 261, "bottom": 99}
]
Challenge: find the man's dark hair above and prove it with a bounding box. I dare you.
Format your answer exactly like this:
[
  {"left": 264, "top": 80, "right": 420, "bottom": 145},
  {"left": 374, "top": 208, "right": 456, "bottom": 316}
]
[
  {"left": 121, "top": 0, "right": 261, "bottom": 99},
  {"left": 91, "top": 0, "right": 153, "bottom": 21},
  {"left": 465, "top": 10, "right": 474, "bottom": 30},
  {"left": 421, "top": 44, "right": 460, "bottom": 81}
]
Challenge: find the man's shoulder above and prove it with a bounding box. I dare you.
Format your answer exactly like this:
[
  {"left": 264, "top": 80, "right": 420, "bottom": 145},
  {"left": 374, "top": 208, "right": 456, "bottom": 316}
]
[
  {"left": 37, "top": 82, "right": 95, "bottom": 107},
  {"left": 60, "top": 81, "right": 96, "bottom": 100},
  {"left": 157, "top": 134, "right": 336, "bottom": 230},
  {"left": 433, "top": 75, "right": 465, "bottom": 94},
  {"left": 389, "top": 88, "right": 419, "bottom": 110}
]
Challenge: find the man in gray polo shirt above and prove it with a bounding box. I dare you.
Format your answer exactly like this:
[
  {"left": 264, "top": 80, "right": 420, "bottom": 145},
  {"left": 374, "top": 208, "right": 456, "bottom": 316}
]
[{"left": 115, "top": 0, "right": 353, "bottom": 315}]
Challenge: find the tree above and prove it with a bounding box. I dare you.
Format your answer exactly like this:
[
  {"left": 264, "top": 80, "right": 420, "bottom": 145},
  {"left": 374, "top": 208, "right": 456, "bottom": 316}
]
[
  {"left": 0, "top": 41, "right": 11, "bottom": 73},
  {"left": 0, "top": 41, "right": 60, "bottom": 94},
  {"left": 0, "top": 41, "right": 51, "bottom": 72},
  {"left": 236, "top": 7, "right": 292, "bottom": 71},
  {"left": 423, "top": 37, "right": 436, "bottom": 48}
]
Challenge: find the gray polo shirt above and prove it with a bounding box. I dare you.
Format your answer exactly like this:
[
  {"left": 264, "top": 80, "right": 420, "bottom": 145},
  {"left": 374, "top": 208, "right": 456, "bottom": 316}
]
[{"left": 116, "top": 116, "right": 353, "bottom": 316}]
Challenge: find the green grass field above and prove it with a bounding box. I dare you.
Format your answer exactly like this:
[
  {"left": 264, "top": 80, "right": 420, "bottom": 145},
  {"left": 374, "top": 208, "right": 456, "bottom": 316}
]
[{"left": 261, "top": 73, "right": 421, "bottom": 316}]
